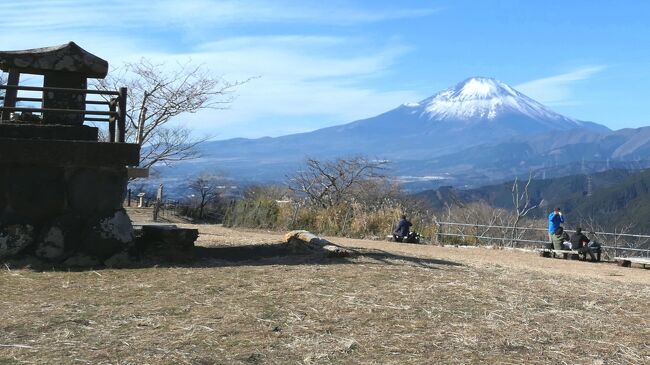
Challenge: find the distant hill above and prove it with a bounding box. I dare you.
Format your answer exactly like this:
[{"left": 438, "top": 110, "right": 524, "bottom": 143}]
[
  {"left": 415, "top": 168, "right": 650, "bottom": 233},
  {"left": 563, "top": 169, "right": 650, "bottom": 233}
]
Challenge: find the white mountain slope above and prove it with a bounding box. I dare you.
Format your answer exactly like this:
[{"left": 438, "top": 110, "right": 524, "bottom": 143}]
[
  {"left": 329, "top": 76, "right": 608, "bottom": 141},
  {"left": 402, "top": 77, "right": 600, "bottom": 130}
]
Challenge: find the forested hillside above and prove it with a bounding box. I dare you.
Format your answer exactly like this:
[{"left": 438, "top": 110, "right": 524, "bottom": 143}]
[{"left": 416, "top": 168, "right": 650, "bottom": 233}]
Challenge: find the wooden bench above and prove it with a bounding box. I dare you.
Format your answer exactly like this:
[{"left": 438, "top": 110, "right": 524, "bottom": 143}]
[
  {"left": 614, "top": 257, "right": 650, "bottom": 268},
  {"left": 539, "top": 248, "right": 601, "bottom": 262},
  {"left": 385, "top": 234, "right": 421, "bottom": 244}
]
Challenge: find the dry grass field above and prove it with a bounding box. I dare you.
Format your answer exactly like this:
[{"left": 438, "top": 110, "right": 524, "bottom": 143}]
[{"left": 1, "top": 224, "right": 649, "bottom": 364}]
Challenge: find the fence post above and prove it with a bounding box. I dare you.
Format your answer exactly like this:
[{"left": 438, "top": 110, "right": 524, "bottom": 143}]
[{"left": 118, "top": 87, "right": 127, "bottom": 143}]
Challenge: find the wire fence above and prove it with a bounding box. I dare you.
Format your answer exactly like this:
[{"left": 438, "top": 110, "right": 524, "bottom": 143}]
[{"left": 435, "top": 221, "right": 650, "bottom": 259}]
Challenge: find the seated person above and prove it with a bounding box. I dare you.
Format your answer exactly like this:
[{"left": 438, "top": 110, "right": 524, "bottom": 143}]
[
  {"left": 550, "top": 226, "right": 570, "bottom": 251},
  {"left": 570, "top": 227, "right": 597, "bottom": 261},
  {"left": 392, "top": 214, "right": 412, "bottom": 243}
]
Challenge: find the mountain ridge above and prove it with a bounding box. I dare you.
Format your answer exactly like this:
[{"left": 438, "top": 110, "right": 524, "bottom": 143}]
[{"left": 157, "top": 77, "right": 647, "bottom": 189}]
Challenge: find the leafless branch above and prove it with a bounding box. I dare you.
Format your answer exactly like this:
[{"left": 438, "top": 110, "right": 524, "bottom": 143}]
[
  {"left": 508, "top": 172, "right": 538, "bottom": 246},
  {"left": 188, "top": 173, "right": 227, "bottom": 219},
  {"left": 94, "top": 58, "right": 250, "bottom": 168},
  {"left": 287, "top": 157, "right": 389, "bottom": 208}
]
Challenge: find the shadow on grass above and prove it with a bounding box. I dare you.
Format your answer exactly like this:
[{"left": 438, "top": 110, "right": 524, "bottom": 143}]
[
  {"left": 359, "top": 249, "right": 463, "bottom": 268},
  {"left": 192, "top": 243, "right": 462, "bottom": 269},
  {"left": 2, "top": 243, "right": 462, "bottom": 271}
]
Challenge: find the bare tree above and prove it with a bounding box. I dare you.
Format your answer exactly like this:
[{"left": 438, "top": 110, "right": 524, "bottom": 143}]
[
  {"left": 436, "top": 201, "right": 508, "bottom": 245},
  {"left": 188, "top": 174, "right": 225, "bottom": 220},
  {"left": 287, "top": 157, "right": 388, "bottom": 208},
  {"left": 244, "top": 184, "right": 291, "bottom": 201},
  {"left": 96, "top": 58, "right": 249, "bottom": 169},
  {"left": 352, "top": 179, "right": 404, "bottom": 209},
  {"left": 507, "top": 173, "right": 538, "bottom": 246}
]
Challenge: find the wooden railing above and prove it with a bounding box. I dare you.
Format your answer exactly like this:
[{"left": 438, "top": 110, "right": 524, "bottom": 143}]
[{"left": 0, "top": 85, "right": 127, "bottom": 142}]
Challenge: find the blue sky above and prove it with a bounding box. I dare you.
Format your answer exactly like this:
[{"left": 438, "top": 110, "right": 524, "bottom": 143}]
[{"left": 1, "top": 0, "right": 649, "bottom": 139}]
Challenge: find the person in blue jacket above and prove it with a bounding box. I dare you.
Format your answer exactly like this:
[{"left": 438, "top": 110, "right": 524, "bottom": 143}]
[
  {"left": 393, "top": 214, "right": 412, "bottom": 243},
  {"left": 548, "top": 207, "right": 564, "bottom": 242}
]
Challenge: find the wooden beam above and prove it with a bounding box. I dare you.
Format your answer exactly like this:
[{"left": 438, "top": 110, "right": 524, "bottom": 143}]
[
  {"left": 615, "top": 257, "right": 650, "bottom": 268},
  {"left": 0, "top": 138, "right": 140, "bottom": 166},
  {"left": 127, "top": 167, "right": 149, "bottom": 178},
  {"left": 118, "top": 87, "right": 127, "bottom": 143},
  {"left": 1, "top": 69, "right": 19, "bottom": 121}
]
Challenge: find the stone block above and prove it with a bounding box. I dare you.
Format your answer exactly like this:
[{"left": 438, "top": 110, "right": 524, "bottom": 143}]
[
  {"left": 35, "top": 226, "right": 65, "bottom": 261},
  {"left": 0, "top": 224, "right": 35, "bottom": 259},
  {"left": 0, "top": 124, "right": 98, "bottom": 141},
  {"left": 136, "top": 225, "right": 199, "bottom": 262},
  {"left": 63, "top": 253, "right": 100, "bottom": 268},
  {"left": 0, "top": 138, "right": 140, "bottom": 166},
  {"left": 66, "top": 167, "right": 127, "bottom": 216},
  {"left": 81, "top": 209, "right": 134, "bottom": 259},
  {"left": 5, "top": 166, "right": 65, "bottom": 222},
  {"left": 42, "top": 72, "right": 86, "bottom": 125},
  {"left": 34, "top": 214, "right": 82, "bottom": 262},
  {"left": 104, "top": 250, "right": 136, "bottom": 268},
  {"left": 0, "top": 42, "right": 108, "bottom": 78},
  {"left": 140, "top": 225, "right": 199, "bottom": 250},
  {"left": 0, "top": 169, "right": 6, "bottom": 215}
]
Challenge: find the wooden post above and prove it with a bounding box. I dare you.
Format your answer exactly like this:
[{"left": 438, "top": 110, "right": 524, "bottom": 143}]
[
  {"left": 153, "top": 184, "right": 163, "bottom": 222},
  {"left": 1, "top": 70, "right": 20, "bottom": 121},
  {"left": 118, "top": 87, "right": 127, "bottom": 143},
  {"left": 108, "top": 98, "right": 117, "bottom": 142}
]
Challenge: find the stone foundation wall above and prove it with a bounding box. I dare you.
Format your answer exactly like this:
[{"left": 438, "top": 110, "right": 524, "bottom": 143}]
[{"left": 0, "top": 164, "right": 134, "bottom": 265}]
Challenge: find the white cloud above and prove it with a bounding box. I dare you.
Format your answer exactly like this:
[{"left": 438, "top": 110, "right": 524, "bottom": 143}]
[
  {"left": 136, "top": 0, "right": 440, "bottom": 27},
  {"left": 0, "top": 1, "right": 438, "bottom": 32},
  {"left": 516, "top": 65, "right": 607, "bottom": 106},
  {"left": 146, "top": 37, "right": 422, "bottom": 138},
  {"left": 0, "top": 1, "right": 434, "bottom": 139}
]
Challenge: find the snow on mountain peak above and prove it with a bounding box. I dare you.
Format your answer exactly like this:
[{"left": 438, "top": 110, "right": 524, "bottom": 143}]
[
  {"left": 457, "top": 77, "right": 512, "bottom": 99},
  {"left": 417, "top": 77, "right": 580, "bottom": 126}
]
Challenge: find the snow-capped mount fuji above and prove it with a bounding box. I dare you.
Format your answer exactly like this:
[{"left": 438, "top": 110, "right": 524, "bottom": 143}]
[
  {"left": 160, "top": 76, "right": 616, "bottom": 188},
  {"left": 396, "top": 77, "right": 606, "bottom": 132},
  {"left": 317, "top": 76, "right": 608, "bottom": 158},
  {"left": 418, "top": 77, "right": 581, "bottom": 123}
]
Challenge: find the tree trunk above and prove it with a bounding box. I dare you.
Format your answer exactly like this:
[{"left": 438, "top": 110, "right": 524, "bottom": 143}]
[{"left": 283, "top": 230, "right": 353, "bottom": 257}]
